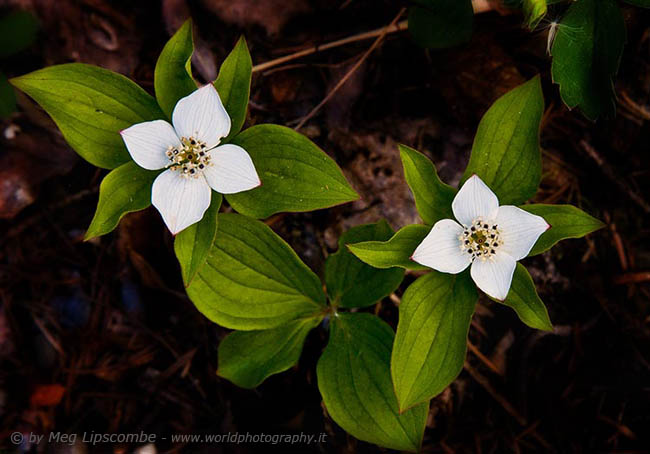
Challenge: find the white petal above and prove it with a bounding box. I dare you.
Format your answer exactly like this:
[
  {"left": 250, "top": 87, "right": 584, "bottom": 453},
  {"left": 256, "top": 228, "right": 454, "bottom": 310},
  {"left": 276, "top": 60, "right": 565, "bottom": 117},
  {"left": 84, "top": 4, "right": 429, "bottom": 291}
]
[
  {"left": 172, "top": 84, "right": 231, "bottom": 148},
  {"left": 203, "top": 144, "right": 261, "bottom": 194},
  {"left": 120, "top": 120, "right": 179, "bottom": 170},
  {"left": 452, "top": 174, "right": 499, "bottom": 226},
  {"left": 470, "top": 251, "right": 516, "bottom": 301},
  {"left": 494, "top": 205, "right": 550, "bottom": 260},
  {"left": 411, "top": 219, "right": 472, "bottom": 274},
  {"left": 151, "top": 169, "right": 212, "bottom": 235}
]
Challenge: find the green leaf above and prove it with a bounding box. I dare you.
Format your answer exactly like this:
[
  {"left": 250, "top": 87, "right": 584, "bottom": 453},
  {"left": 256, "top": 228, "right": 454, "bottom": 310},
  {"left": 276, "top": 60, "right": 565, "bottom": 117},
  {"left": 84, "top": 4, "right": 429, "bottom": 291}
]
[
  {"left": 154, "top": 19, "right": 196, "bottom": 119},
  {"left": 392, "top": 271, "right": 477, "bottom": 411},
  {"left": 225, "top": 125, "right": 359, "bottom": 219},
  {"left": 85, "top": 162, "right": 159, "bottom": 240},
  {"left": 408, "top": 0, "right": 473, "bottom": 49},
  {"left": 621, "top": 0, "right": 650, "bottom": 7},
  {"left": 0, "top": 72, "right": 16, "bottom": 118},
  {"left": 215, "top": 36, "right": 252, "bottom": 142},
  {"left": 462, "top": 76, "right": 544, "bottom": 205},
  {"left": 11, "top": 63, "right": 165, "bottom": 169},
  {"left": 0, "top": 10, "right": 38, "bottom": 58},
  {"left": 317, "top": 313, "right": 428, "bottom": 452},
  {"left": 523, "top": 0, "right": 547, "bottom": 29},
  {"left": 521, "top": 204, "right": 604, "bottom": 256},
  {"left": 550, "top": 0, "right": 626, "bottom": 120},
  {"left": 186, "top": 213, "right": 326, "bottom": 330},
  {"left": 399, "top": 144, "right": 456, "bottom": 225},
  {"left": 174, "top": 194, "right": 222, "bottom": 286},
  {"left": 499, "top": 263, "right": 552, "bottom": 331},
  {"left": 325, "top": 220, "right": 404, "bottom": 308},
  {"left": 218, "top": 316, "right": 321, "bottom": 388},
  {"left": 348, "top": 224, "right": 430, "bottom": 271}
]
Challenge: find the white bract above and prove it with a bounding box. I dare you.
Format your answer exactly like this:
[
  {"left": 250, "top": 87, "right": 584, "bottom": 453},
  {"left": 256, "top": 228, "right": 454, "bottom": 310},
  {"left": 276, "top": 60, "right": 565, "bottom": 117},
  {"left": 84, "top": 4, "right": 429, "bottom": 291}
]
[
  {"left": 120, "top": 84, "right": 260, "bottom": 234},
  {"left": 412, "top": 175, "right": 549, "bottom": 301}
]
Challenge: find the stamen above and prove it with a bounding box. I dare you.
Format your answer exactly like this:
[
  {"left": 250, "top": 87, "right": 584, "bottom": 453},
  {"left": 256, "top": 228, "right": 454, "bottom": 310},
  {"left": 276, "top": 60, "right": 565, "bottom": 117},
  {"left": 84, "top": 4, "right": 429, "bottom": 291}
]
[
  {"left": 166, "top": 136, "right": 212, "bottom": 178},
  {"left": 458, "top": 218, "right": 503, "bottom": 262}
]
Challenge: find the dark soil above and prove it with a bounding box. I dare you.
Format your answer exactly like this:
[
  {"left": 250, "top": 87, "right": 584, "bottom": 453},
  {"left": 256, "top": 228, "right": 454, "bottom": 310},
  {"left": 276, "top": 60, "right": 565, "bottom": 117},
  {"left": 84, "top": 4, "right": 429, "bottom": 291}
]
[{"left": 1, "top": 0, "right": 649, "bottom": 453}]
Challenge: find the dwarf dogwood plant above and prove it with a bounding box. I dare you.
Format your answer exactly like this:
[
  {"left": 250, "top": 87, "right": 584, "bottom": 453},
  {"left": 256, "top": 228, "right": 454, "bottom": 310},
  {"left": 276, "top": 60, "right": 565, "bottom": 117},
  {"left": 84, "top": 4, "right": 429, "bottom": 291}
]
[
  {"left": 121, "top": 84, "right": 261, "bottom": 234},
  {"left": 348, "top": 76, "right": 604, "bottom": 411},
  {"left": 412, "top": 174, "right": 549, "bottom": 300},
  {"left": 192, "top": 214, "right": 425, "bottom": 451},
  {"left": 10, "top": 20, "right": 358, "bottom": 285}
]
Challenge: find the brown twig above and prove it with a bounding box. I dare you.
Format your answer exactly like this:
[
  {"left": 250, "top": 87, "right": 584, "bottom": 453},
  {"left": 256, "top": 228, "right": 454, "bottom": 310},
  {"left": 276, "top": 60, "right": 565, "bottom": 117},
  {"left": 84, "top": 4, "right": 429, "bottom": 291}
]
[
  {"left": 251, "top": 20, "right": 408, "bottom": 74},
  {"left": 292, "top": 8, "right": 406, "bottom": 130},
  {"left": 579, "top": 140, "right": 650, "bottom": 214},
  {"left": 251, "top": 0, "right": 496, "bottom": 75},
  {"left": 464, "top": 361, "right": 527, "bottom": 426},
  {"left": 467, "top": 340, "right": 503, "bottom": 376},
  {"left": 613, "top": 272, "right": 650, "bottom": 285}
]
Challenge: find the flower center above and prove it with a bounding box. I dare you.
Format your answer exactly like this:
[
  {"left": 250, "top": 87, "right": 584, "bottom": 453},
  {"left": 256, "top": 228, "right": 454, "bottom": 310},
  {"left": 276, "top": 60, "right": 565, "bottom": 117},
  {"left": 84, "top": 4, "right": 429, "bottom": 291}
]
[
  {"left": 166, "top": 137, "right": 212, "bottom": 178},
  {"left": 458, "top": 218, "right": 503, "bottom": 261}
]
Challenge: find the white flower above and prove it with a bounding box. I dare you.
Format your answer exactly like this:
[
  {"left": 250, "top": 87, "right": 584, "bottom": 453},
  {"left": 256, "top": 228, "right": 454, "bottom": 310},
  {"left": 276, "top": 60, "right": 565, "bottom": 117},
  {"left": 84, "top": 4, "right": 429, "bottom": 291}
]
[
  {"left": 412, "top": 175, "right": 549, "bottom": 301},
  {"left": 120, "top": 84, "right": 261, "bottom": 234}
]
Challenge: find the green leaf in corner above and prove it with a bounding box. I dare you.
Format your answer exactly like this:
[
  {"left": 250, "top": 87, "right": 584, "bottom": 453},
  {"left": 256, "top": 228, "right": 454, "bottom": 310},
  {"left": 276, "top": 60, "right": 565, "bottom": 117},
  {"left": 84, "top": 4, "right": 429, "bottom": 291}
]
[
  {"left": 11, "top": 63, "right": 165, "bottom": 169},
  {"left": 85, "top": 162, "right": 159, "bottom": 240},
  {"left": 218, "top": 316, "right": 321, "bottom": 388},
  {"left": 154, "top": 19, "right": 196, "bottom": 119},
  {"left": 317, "top": 313, "right": 428, "bottom": 452},
  {"left": 408, "top": 0, "right": 474, "bottom": 49},
  {"left": 392, "top": 271, "right": 477, "bottom": 411},
  {"left": 498, "top": 263, "right": 552, "bottom": 331},
  {"left": 348, "top": 224, "right": 430, "bottom": 271},
  {"left": 186, "top": 213, "right": 326, "bottom": 330},
  {"left": 551, "top": 0, "right": 626, "bottom": 120},
  {"left": 522, "top": 0, "right": 547, "bottom": 29},
  {"left": 0, "top": 10, "right": 39, "bottom": 58},
  {"left": 461, "top": 76, "right": 544, "bottom": 205},
  {"left": 399, "top": 144, "right": 456, "bottom": 225},
  {"left": 325, "top": 220, "right": 404, "bottom": 308},
  {"left": 521, "top": 204, "right": 604, "bottom": 256},
  {"left": 215, "top": 36, "right": 252, "bottom": 142},
  {"left": 225, "top": 125, "right": 359, "bottom": 219},
  {"left": 174, "top": 194, "right": 222, "bottom": 286},
  {"left": 0, "top": 72, "right": 16, "bottom": 118}
]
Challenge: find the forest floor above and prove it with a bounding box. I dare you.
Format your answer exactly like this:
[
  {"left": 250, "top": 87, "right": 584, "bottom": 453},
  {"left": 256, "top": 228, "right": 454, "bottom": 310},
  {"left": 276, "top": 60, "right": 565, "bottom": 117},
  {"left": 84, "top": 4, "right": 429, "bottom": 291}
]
[{"left": 1, "top": 0, "right": 649, "bottom": 453}]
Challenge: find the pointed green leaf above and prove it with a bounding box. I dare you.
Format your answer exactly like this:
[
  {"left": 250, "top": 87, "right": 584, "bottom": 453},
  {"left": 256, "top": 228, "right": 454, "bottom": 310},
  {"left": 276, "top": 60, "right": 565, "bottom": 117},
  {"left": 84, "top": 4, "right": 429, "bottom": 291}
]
[
  {"left": 408, "top": 0, "right": 473, "bottom": 49},
  {"left": 11, "top": 63, "right": 165, "bottom": 169},
  {"left": 317, "top": 313, "right": 428, "bottom": 452},
  {"left": 218, "top": 316, "right": 321, "bottom": 388},
  {"left": 225, "top": 125, "right": 359, "bottom": 219},
  {"left": 551, "top": 0, "right": 626, "bottom": 120},
  {"left": 0, "top": 10, "right": 38, "bottom": 58},
  {"left": 85, "top": 162, "right": 159, "bottom": 240},
  {"left": 186, "top": 213, "right": 326, "bottom": 330},
  {"left": 499, "top": 263, "right": 552, "bottom": 331},
  {"left": 0, "top": 72, "right": 16, "bottom": 118},
  {"left": 521, "top": 204, "right": 604, "bottom": 256},
  {"left": 154, "top": 19, "right": 196, "bottom": 119},
  {"left": 215, "top": 36, "right": 252, "bottom": 142},
  {"left": 523, "top": 0, "right": 547, "bottom": 29},
  {"left": 325, "top": 220, "right": 404, "bottom": 308},
  {"left": 392, "top": 271, "right": 477, "bottom": 411},
  {"left": 462, "top": 76, "right": 544, "bottom": 205},
  {"left": 348, "top": 224, "right": 430, "bottom": 271},
  {"left": 174, "top": 194, "right": 222, "bottom": 286},
  {"left": 399, "top": 144, "right": 456, "bottom": 225}
]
